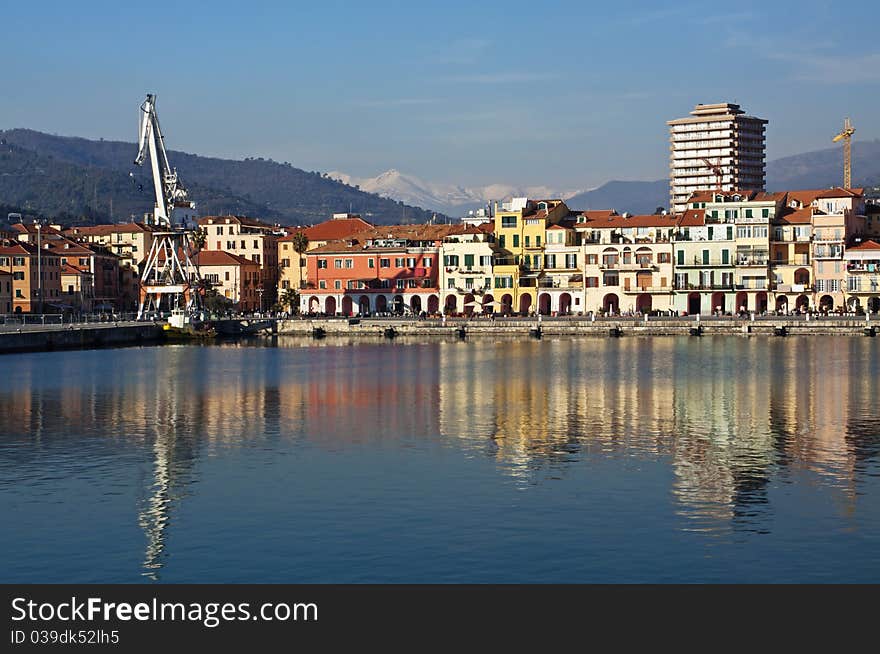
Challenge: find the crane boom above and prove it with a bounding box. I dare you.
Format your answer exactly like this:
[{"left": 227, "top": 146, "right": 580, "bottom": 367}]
[
  {"left": 832, "top": 117, "right": 855, "bottom": 188},
  {"left": 134, "top": 94, "right": 195, "bottom": 228}
]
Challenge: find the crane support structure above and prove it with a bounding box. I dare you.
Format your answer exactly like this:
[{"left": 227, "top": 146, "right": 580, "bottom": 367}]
[
  {"left": 134, "top": 94, "right": 203, "bottom": 322},
  {"left": 832, "top": 117, "right": 856, "bottom": 189}
]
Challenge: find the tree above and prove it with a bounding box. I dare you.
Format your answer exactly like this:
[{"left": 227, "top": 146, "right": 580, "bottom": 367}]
[
  {"left": 290, "top": 231, "right": 309, "bottom": 289},
  {"left": 190, "top": 226, "right": 207, "bottom": 251},
  {"left": 280, "top": 288, "right": 299, "bottom": 314}
]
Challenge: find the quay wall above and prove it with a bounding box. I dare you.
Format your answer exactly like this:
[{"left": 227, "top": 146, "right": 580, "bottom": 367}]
[
  {"left": 277, "top": 317, "right": 880, "bottom": 338},
  {"left": 0, "top": 324, "right": 165, "bottom": 354}
]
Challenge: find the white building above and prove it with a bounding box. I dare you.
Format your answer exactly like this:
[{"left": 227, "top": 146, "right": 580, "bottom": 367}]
[{"left": 667, "top": 103, "right": 767, "bottom": 214}]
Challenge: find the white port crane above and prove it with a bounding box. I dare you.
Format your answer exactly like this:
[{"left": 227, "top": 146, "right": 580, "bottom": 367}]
[{"left": 134, "top": 93, "right": 204, "bottom": 324}]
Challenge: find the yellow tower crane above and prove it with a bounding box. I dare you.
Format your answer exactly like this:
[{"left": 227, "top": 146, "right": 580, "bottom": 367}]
[{"left": 832, "top": 117, "right": 856, "bottom": 189}]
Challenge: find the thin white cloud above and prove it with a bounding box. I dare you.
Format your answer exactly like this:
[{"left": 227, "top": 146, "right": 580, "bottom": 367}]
[
  {"left": 443, "top": 72, "right": 560, "bottom": 84},
  {"left": 354, "top": 98, "right": 442, "bottom": 108},
  {"left": 431, "top": 38, "right": 493, "bottom": 66},
  {"left": 771, "top": 51, "right": 880, "bottom": 84}
]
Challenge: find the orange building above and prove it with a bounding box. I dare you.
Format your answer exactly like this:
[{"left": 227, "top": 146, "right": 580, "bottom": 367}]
[
  {"left": 0, "top": 240, "right": 62, "bottom": 313},
  {"left": 301, "top": 224, "right": 467, "bottom": 316}
]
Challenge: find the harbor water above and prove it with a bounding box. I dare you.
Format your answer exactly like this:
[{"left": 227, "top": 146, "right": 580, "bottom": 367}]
[{"left": 1, "top": 336, "right": 879, "bottom": 582}]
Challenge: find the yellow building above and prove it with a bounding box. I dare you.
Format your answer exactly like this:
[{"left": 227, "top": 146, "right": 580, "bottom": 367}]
[{"left": 492, "top": 198, "right": 570, "bottom": 314}]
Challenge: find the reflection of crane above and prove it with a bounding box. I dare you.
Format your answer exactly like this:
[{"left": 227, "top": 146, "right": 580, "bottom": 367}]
[
  {"left": 134, "top": 94, "right": 204, "bottom": 322},
  {"left": 701, "top": 158, "right": 724, "bottom": 191},
  {"left": 832, "top": 117, "right": 856, "bottom": 189}
]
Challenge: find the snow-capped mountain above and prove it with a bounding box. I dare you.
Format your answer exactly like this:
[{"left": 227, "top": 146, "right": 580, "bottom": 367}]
[{"left": 326, "top": 169, "right": 583, "bottom": 216}]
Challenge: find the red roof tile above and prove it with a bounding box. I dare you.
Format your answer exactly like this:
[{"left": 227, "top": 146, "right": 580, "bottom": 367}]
[{"left": 193, "top": 250, "right": 260, "bottom": 267}]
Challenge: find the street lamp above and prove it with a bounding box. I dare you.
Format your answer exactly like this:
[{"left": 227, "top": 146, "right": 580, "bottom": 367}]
[{"left": 35, "top": 222, "right": 42, "bottom": 315}]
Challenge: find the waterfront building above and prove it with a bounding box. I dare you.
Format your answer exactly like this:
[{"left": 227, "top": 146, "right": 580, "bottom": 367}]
[
  {"left": 539, "top": 219, "right": 584, "bottom": 315},
  {"left": 59, "top": 264, "right": 94, "bottom": 312},
  {"left": 576, "top": 212, "right": 676, "bottom": 314},
  {"left": 843, "top": 240, "right": 880, "bottom": 313},
  {"left": 193, "top": 250, "right": 262, "bottom": 311},
  {"left": 62, "top": 223, "right": 155, "bottom": 269},
  {"left": 0, "top": 240, "right": 62, "bottom": 313},
  {"left": 0, "top": 270, "right": 11, "bottom": 313},
  {"left": 301, "top": 224, "right": 466, "bottom": 316},
  {"left": 687, "top": 190, "right": 781, "bottom": 313},
  {"left": 438, "top": 224, "right": 498, "bottom": 314},
  {"left": 491, "top": 198, "right": 571, "bottom": 314},
  {"left": 278, "top": 214, "right": 373, "bottom": 294},
  {"left": 198, "top": 215, "right": 284, "bottom": 309},
  {"left": 38, "top": 237, "right": 122, "bottom": 312},
  {"left": 784, "top": 188, "right": 866, "bottom": 312},
  {"left": 667, "top": 103, "right": 767, "bottom": 214}
]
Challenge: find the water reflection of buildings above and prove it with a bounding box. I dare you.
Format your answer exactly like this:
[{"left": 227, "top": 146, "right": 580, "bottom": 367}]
[
  {"left": 2, "top": 337, "right": 878, "bottom": 572},
  {"left": 437, "top": 337, "right": 874, "bottom": 530}
]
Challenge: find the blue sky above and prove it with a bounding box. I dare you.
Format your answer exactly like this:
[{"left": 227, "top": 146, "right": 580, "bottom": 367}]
[{"left": 2, "top": 0, "right": 877, "bottom": 189}]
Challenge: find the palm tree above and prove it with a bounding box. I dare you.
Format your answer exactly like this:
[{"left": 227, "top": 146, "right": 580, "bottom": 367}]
[
  {"left": 291, "top": 232, "right": 309, "bottom": 289},
  {"left": 190, "top": 227, "right": 207, "bottom": 252},
  {"left": 280, "top": 288, "right": 299, "bottom": 314}
]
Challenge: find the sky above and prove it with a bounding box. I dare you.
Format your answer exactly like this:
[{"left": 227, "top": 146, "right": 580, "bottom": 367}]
[{"left": 2, "top": 0, "right": 878, "bottom": 191}]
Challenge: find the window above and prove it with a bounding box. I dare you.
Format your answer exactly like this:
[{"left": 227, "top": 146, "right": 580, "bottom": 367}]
[
  {"left": 727, "top": 226, "right": 733, "bottom": 240},
  {"left": 565, "top": 254, "right": 577, "bottom": 269},
  {"left": 501, "top": 215, "right": 517, "bottom": 228},
  {"left": 702, "top": 250, "right": 709, "bottom": 265},
  {"left": 480, "top": 255, "right": 492, "bottom": 267},
  {"left": 677, "top": 250, "right": 684, "bottom": 265},
  {"left": 484, "top": 277, "right": 491, "bottom": 288},
  {"left": 762, "top": 208, "right": 770, "bottom": 218},
  {"left": 396, "top": 280, "right": 405, "bottom": 289},
  {"left": 603, "top": 272, "right": 619, "bottom": 286},
  {"left": 586, "top": 254, "right": 598, "bottom": 265},
  {"left": 318, "top": 259, "right": 328, "bottom": 269},
  {"left": 347, "top": 280, "right": 358, "bottom": 289},
  {"left": 585, "top": 276, "right": 599, "bottom": 288},
  {"left": 407, "top": 257, "right": 416, "bottom": 268},
  {"left": 512, "top": 235, "right": 519, "bottom": 248},
  {"left": 464, "top": 254, "right": 475, "bottom": 268},
  {"left": 225, "top": 271, "right": 230, "bottom": 281},
  {"left": 465, "top": 278, "right": 474, "bottom": 289},
  {"left": 545, "top": 254, "right": 557, "bottom": 269},
  {"left": 494, "top": 276, "right": 513, "bottom": 288},
  {"left": 13, "top": 257, "right": 25, "bottom": 266},
  {"left": 424, "top": 258, "right": 432, "bottom": 267},
  {"left": 524, "top": 236, "right": 530, "bottom": 248},
  {"left": 447, "top": 278, "right": 456, "bottom": 289},
  {"left": 745, "top": 209, "right": 753, "bottom": 218},
  {"left": 13, "top": 271, "right": 24, "bottom": 281},
  {"left": 533, "top": 255, "right": 540, "bottom": 269},
  {"left": 395, "top": 258, "right": 404, "bottom": 267},
  {"left": 536, "top": 235, "right": 541, "bottom": 247},
  {"left": 319, "top": 280, "right": 327, "bottom": 289},
  {"left": 368, "top": 259, "right": 375, "bottom": 268},
  {"left": 658, "top": 252, "right": 670, "bottom": 264},
  {"left": 499, "top": 235, "right": 506, "bottom": 248},
  {"left": 218, "top": 226, "right": 224, "bottom": 236},
  {"left": 334, "top": 280, "right": 341, "bottom": 289},
  {"left": 444, "top": 255, "right": 459, "bottom": 266},
  {"left": 738, "top": 226, "right": 749, "bottom": 239},
  {"left": 334, "top": 259, "right": 343, "bottom": 268},
  {"left": 345, "top": 259, "right": 353, "bottom": 268},
  {"left": 380, "top": 258, "right": 390, "bottom": 268},
  {"left": 281, "top": 258, "right": 290, "bottom": 268},
  {"left": 240, "top": 240, "right": 245, "bottom": 249}
]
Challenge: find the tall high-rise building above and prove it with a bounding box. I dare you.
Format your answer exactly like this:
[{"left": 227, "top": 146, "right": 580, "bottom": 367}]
[{"left": 667, "top": 103, "right": 767, "bottom": 214}]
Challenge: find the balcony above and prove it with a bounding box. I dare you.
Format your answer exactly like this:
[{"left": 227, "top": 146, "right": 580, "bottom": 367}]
[
  {"left": 736, "top": 258, "right": 769, "bottom": 267},
  {"left": 734, "top": 282, "right": 768, "bottom": 290},
  {"left": 847, "top": 278, "right": 880, "bottom": 293},
  {"left": 678, "top": 257, "right": 734, "bottom": 267},
  {"left": 622, "top": 285, "right": 673, "bottom": 293},
  {"left": 813, "top": 249, "right": 843, "bottom": 259},
  {"left": 673, "top": 283, "right": 736, "bottom": 291},
  {"left": 771, "top": 256, "right": 810, "bottom": 266}
]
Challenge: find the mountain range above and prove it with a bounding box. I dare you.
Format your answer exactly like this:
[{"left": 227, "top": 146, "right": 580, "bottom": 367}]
[
  {"left": 0, "top": 129, "right": 441, "bottom": 226},
  {"left": 332, "top": 140, "right": 880, "bottom": 216},
  {"left": 1, "top": 127, "right": 878, "bottom": 227},
  {"left": 326, "top": 169, "right": 583, "bottom": 216}
]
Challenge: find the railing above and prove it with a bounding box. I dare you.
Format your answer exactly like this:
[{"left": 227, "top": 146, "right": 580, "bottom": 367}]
[
  {"left": 673, "top": 283, "right": 736, "bottom": 291},
  {"left": 622, "top": 285, "right": 673, "bottom": 293},
  {"left": 736, "top": 258, "right": 769, "bottom": 266},
  {"left": 0, "top": 312, "right": 140, "bottom": 327}
]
